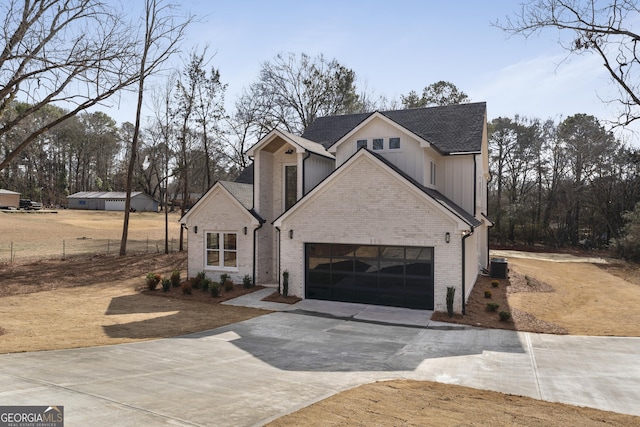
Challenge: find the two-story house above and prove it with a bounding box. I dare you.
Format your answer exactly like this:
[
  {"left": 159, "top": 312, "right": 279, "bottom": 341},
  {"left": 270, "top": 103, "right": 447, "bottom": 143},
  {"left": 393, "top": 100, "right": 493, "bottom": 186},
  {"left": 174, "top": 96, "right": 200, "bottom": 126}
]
[{"left": 180, "top": 102, "right": 490, "bottom": 313}]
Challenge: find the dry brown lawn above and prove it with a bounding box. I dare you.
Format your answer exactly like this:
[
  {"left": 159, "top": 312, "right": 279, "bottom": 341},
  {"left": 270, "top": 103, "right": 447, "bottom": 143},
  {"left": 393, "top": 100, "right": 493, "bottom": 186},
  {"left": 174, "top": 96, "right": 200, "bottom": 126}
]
[
  {"left": 1, "top": 212, "right": 639, "bottom": 425},
  {"left": 0, "top": 252, "right": 269, "bottom": 353},
  {"left": 507, "top": 258, "right": 640, "bottom": 336},
  {"left": 0, "top": 209, "right": 184, "bottom": 260}
]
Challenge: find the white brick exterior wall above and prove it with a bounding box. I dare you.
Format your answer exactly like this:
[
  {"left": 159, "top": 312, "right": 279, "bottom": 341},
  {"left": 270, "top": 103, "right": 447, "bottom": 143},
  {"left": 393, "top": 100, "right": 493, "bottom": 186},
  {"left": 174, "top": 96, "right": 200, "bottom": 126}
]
[
  {"left": 182, "top": 186, "right": 257, "bottom": 284},
  {"left": 277, "top": 153, "right": 471, "bottom": 313}
]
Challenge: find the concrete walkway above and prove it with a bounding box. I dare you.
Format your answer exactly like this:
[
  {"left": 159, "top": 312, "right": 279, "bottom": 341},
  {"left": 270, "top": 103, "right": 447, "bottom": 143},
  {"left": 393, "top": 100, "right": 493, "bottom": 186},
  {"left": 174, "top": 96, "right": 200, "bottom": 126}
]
[{"left": 0, "top": 290, "right": 638, "bottom": 426}]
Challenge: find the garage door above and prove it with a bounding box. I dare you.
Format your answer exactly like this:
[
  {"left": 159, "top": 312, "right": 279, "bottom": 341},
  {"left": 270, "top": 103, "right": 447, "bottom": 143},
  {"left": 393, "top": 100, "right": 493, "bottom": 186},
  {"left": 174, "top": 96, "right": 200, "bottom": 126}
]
[
  {"left": 306, "top": 243, "right": 434, "bottom": 310},
  {"left": 105, "top": 199, "right": 126, "bottom": 211}
]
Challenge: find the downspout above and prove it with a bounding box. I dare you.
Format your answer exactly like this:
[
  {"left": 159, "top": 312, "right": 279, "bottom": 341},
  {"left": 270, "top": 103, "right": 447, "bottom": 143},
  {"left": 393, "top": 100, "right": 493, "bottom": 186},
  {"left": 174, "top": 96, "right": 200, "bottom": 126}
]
[
  {"left": 275, "top": 226, "right": 281, "bottom": 292},
  {"left": 252, "top": 219, "right": 264, "bottom": 286},
  {"left": 461, "top": 229, "right": 474, "bottom": 315}
]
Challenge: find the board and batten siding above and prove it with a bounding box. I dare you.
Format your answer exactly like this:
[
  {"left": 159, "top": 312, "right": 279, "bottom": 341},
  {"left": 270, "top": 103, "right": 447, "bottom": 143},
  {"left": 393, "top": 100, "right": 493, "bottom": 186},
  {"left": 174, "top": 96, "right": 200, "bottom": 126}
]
[
  {"left": 334, "top": 117, "right": 424, "bottom": 184},
  {"left": 442, "top": 155, "right": 475, "bottom": 215},
  {"left": 303, "top": 154, "right": 334, "bottom": 194}
]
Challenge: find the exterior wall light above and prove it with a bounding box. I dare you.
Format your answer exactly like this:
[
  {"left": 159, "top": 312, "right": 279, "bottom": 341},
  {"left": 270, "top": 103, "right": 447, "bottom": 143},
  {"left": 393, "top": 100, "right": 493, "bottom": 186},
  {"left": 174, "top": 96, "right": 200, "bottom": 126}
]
[
  {"left": 445, "top": 232, "right": 450, "bottom": 243},
  {"left": 243, "top": 226, "right": 248, "bottom": 235},
  {"left": 194, "top": 226, "right": 198, "bottom": 234},
  {"left": 289, "top": 229, "right": 293, "bottom": 239}
]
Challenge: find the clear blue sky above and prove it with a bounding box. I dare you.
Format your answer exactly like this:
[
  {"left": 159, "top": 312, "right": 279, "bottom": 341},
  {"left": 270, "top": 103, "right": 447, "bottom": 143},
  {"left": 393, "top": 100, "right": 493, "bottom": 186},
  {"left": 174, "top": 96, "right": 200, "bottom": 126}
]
[{"left": 106, "top": 0, "right": 638, "bottom": 144}]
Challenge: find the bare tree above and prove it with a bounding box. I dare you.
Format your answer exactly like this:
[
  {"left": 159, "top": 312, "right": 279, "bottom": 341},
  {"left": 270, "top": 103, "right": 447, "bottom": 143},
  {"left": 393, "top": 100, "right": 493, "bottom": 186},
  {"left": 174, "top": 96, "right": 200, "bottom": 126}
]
[
  {"left": 174, "top": 57, "right": 199, "bottom": 252},
  {"left": 119, "top": 0, "right": 191, "bottom": 256},
  {"left": 498, "top": 0, "right": 640, "bottom": 126},
  {"left": 401, "top": 81, "right": 470, "bottom": 109},
  {"left": 187, "top": 49, "right": 227, "bottom": 189},
  {"left": 0, "top": 0, "right": 142, "bottom": 171},
  {"left": 149, "top": 74, "right": 178, "bottom": 254},
  {"left": 221, "top": 111, "right": 255, "bottom": 171},
  {"left": 240, "top": 52, "right": 362, "bottom": 135}
]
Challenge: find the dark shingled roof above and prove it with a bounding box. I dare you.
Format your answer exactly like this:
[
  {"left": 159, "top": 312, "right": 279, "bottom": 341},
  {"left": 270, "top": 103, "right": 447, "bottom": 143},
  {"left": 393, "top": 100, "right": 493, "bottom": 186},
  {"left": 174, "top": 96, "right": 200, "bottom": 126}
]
[
  {"left": 234, "top": 163, "right": 254, "bottom": 184},
  {"left": 301, "top": 102, "right": 486, "bottom": 154},
  {"left": 218, "top": 181, "right": 253, "bottom": 210}
]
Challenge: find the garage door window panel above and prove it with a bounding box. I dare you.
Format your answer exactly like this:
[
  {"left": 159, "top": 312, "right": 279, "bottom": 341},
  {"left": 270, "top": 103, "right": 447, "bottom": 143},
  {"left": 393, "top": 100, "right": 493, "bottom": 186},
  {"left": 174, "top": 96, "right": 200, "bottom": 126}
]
[{"left": 354, "top": 245, "right": 379, "bottom": 258}]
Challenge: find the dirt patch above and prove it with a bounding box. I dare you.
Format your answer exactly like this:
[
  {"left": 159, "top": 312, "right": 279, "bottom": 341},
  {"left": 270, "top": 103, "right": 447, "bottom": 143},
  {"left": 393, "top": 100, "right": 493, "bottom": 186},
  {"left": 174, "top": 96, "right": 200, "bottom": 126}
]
[
  {"left": 267, "top": 380, "right": 640, "bottom": 427},
  {"left": 0, "top": 253, "right": 187, "bottom": 296}
]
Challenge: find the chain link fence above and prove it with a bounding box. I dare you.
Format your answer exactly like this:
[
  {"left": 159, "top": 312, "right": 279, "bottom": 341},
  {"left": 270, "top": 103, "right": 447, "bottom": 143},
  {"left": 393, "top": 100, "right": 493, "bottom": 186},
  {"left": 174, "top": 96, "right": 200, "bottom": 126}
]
[{"left": 0, "top": 237, "right": 186, "bottom": 264}]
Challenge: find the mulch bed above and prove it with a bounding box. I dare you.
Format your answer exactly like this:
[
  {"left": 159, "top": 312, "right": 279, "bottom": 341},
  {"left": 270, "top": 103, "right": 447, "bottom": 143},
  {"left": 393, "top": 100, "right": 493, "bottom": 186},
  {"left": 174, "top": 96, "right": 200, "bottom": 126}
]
[
  {"left": 141, "top": 283, "right": 265, "bottom": 304},
  {"left": 261, "top": 291, "right": 302, "bottom": 304},
  {"left": 431, "top": 271, "right": 568, "bottom": 334}
]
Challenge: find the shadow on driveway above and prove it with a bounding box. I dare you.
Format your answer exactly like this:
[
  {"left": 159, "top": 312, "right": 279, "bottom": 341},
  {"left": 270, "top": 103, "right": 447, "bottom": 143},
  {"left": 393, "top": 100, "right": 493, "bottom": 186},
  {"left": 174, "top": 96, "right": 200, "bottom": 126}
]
[{"left": 182, "top": 310, "right": 526, "bottom": 372}]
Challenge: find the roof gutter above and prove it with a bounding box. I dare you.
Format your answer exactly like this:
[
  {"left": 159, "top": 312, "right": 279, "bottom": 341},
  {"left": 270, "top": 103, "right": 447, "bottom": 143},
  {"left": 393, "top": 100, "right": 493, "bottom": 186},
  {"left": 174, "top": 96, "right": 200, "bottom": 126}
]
[{"left": 461, "top": 229, "right": 474, "bottom": 315}]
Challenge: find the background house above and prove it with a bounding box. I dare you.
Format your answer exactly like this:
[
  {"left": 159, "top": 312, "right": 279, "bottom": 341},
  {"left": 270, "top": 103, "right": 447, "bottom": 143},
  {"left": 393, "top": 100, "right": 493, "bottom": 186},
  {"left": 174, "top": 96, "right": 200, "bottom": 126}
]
[
  {"left": 67, "top": 191, "right": 158, "bottom": 212},
  {"left": 0, "top": 189, "right": 20, "bottom": 209}
]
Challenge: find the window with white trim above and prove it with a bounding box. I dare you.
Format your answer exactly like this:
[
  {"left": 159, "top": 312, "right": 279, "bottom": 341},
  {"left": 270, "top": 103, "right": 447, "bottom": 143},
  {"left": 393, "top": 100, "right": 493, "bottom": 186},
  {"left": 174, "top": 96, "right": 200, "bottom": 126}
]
[
  {"left": 430, "top": 161, "right": 436, "bottom": 186},
  {"left": 356, "top": 139, "right": 367, "bottom": 150},
  {"left": 206, "top": 232, "right": 237, "bottom": 268},
  {"left": 372, "top": 138, "right": 384, "bottom": 150},
  {"left": 284, "top": 165, "right": 297, "bottom": 210},
  {"left": 389, "top": 137, "right": 400, "bottom": 149}
]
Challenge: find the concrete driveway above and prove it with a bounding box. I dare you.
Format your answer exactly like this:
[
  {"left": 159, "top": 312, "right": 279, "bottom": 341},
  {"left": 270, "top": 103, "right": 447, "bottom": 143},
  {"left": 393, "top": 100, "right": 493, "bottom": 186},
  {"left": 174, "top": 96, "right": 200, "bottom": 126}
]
[{"left": 0, "top": 291, "right": 638, "bottom": 426}]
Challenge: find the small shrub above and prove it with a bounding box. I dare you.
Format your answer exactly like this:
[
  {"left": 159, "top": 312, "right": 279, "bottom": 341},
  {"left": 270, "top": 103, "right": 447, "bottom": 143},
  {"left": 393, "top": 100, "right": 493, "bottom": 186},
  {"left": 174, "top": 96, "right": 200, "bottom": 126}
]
[
  {"left": 181, "top": 281, "right": 192, "bottom": 295},
  {"left": 170, "top": 269, "right": 181, "bottom": 287},
  {"left": 491, "top": 280, "right": 499, "bottom": 288},
  {"left": 220, "top": 273, "right": 230, "bottom": 285},
  {"left": 486, "top": 302, "right": 500, "bottom": 312},
  {"left": 161, "top": 278, "right": 171, "bottom": 292},
  {"left": 191, "top": 277, "right": 201, "bottom": 290},
  {"left": 446, "top": 286, "right": 455, "bottom": 317},
  {"left": 499, "top": 311, "right": 511, "bottom": 322},
  {"left": 201, "top": 277, "right": 211, "bottom": 292},
  {"left": 223, "top": 279, "right": 234, "bottom": 292},
  {"left": 282, "top": 270, "right": 289, "bottom": 297},
  {"left": 145, "top": 272, "right": 161, "bottom": 290},
  {"left": 242, "top": 274, "right": 254, "bottom": 289},
  {"left": 210, "top": 282, "right": 220, "bottom": 297},
  {"left": 193, "top": 271, "right": 206, "bottom": 289},
  {"left": 484, "top": 290, "right": 492, "bottom": 299}
]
